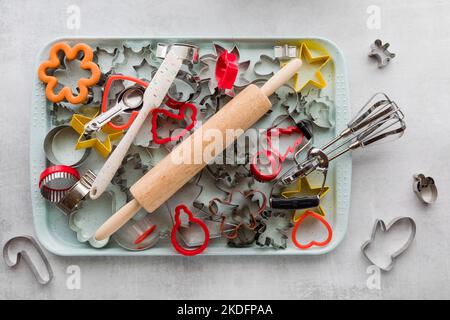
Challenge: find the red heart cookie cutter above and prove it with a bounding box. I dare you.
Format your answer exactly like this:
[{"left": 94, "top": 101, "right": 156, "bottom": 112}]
[
  {"left": 171, "top": 204, "right": 210, "bottom": 256},
  {"left": 101, "top": 74, "right": 149, "bottom": 130},
  {"left": 291, "top": 210, "right": 333, "bottom": 250},
  {"left": 151, "top": 103, "right": 198, "bottom": 144}
]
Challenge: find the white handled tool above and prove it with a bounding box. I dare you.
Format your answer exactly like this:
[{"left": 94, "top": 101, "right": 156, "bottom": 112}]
[
  {"left": 95, "top": 58, "right": 303, "bottom": 241},
  {"left": 90, "top": 45, "right": 197, "bottom": 199}
]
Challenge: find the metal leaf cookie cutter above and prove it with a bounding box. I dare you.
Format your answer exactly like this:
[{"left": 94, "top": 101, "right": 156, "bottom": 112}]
[
  {"left": 413, "top": 174, "right": 438, "bottom": 204},
  {"left": 368, "top": 39, "right": 396, "bottom": 68},
  {"left": 361, "top": 217, "right": 416, "bottom": 271},
  {"left": 3, "top": 236, "right": 53, "bottom": 285},
  {"left": 256, "top": 211, "right": 293, "bottom": 249}
]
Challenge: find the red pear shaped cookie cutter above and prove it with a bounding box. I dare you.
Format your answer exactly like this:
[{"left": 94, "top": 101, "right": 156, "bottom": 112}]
[
  {"left": 151, "top": 103, "right": 198, "bottom": 144},
  {"left": 291, "top": 210, "right": 332, "bottom": 250},
  {"left": 171, "top": 205, "right": 210, "bottom": 256}
]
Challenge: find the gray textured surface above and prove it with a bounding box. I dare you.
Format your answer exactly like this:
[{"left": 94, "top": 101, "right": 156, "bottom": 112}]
[{"left": 1, "top": 0, "right": 449, "bottom": 299}]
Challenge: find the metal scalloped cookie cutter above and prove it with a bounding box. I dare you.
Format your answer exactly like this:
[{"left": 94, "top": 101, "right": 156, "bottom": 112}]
[
  {"left": 3, "top": 236, "right": 53, "bottom": 285},
  {"left": 413, "top": 174, "right": 438, "bottom": 204},
  {"left": 368, "top": 39, "right": 396, "bottom": 68},
  {"left": 361, "top": 217, "right": 416, "bottom": 272}
]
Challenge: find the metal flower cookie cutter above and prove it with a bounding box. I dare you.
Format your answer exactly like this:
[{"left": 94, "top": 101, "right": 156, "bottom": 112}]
[
  {"left": 413, "top": 174, "right": 438, "bottom": 204},
  {"left": 361, "top": 217, "right": 416, "bottom": 271}
]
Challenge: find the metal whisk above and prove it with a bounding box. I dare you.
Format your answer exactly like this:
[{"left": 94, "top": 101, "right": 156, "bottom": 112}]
[{"left": 271, "top": 92, "right": 406, "bottom": 209}]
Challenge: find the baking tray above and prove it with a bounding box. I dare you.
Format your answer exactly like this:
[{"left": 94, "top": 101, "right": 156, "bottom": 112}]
[{"left": 30, "top": 37, "right": 351, "bottom": 256}]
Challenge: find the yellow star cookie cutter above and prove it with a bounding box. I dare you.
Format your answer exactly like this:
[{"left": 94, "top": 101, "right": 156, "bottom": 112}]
[
  {"left": 281, "top": 177, "right": 330, "bottom": 220},
  {"left": 292, "top": 43, "right": 331, "bottom": 92},
  {"left": 70, "top": 113, "right": 123, "bottom": 158}
]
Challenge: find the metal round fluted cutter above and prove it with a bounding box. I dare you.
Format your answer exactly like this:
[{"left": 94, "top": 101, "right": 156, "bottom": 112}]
[
  {"left": 413, "top": 173, "right": 438, "bottom": 204},
  {"left": 57, "top": 170, "right": 96, "bottom": 215},
  {"left": 43, "top": 125, "right": 90, "bottom": 167},
  {"left": 38, "top": 166, "right": 80, "bottom": 203}
]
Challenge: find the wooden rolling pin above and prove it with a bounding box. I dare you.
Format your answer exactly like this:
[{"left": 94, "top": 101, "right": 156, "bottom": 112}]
[{"left": 95, "top": 58, "right": 302, "bottom": 241}]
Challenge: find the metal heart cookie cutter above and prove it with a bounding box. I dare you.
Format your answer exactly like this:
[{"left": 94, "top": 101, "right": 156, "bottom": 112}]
[
  {"left": 361, "top": 217, "right": 416, "bottom": 271},
  {"left": 413, "top": 174, "right": 438, "bottom": 204}
]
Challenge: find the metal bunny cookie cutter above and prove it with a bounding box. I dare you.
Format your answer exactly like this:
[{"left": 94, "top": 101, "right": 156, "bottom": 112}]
[
  {"left": 413, "top": 174, "right": 438, "bottom": 204},
  {"left": 3, "top": 236, "right": 53, "bottom": 285},
  {"left": 279, "top": 93, "right": 406, "bottom": 187}
]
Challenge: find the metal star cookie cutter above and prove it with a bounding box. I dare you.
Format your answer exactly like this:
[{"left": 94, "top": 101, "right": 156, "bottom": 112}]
[
  {"left": 361, "top": 217, "right": 416, "bottom": 272},
  {"left": 413, "top": 174, "right": 438, "bottom": 204},
  {"left": 3, "top": 236, "right": 53, "bottom": 285},
  {"left": 368, "top": 39, "right": 396, "bottom": 68},
  {"left": 256, "top": 211, "right": 293, "bottom": 249}
]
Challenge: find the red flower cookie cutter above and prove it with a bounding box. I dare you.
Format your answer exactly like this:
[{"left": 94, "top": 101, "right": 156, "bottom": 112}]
[
  {"left": 291, "top": 210, "right": 333, "bottom": 250},
  {"left": 215, "top": 49, "right": 239, "bottom": 90},
  {"left": 101, "top": 74, "right": 149, "bottom": 130},
  {"left": 250, "top": 126, "right": 304, "bottom": 182},
  {"left": 151, "top": 103, "right": 198, "bottom": 144},
  {"left": 171, "top": 205, "right": 210, "bottom": 256},
  {"left": 38, "top": 42, "right": 101, "bottom": 104}
]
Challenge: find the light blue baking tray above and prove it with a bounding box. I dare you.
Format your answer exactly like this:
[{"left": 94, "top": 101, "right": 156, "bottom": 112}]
[{"left": 30, "top": 37, "right": 351, "bottom": 256}]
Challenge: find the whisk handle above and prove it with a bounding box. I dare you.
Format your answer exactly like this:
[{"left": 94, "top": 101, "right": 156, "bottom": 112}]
[{"left": 270, "top": 196, "right": 320, "bottom": 210}]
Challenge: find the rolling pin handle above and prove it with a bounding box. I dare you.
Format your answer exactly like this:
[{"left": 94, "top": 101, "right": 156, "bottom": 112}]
[{"left": 261, "top": 58, "right": 302, "bottom": 96}]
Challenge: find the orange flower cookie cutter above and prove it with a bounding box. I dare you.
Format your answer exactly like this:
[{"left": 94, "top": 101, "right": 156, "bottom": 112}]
[{"left": 38, "top": 42, "right": 101, "bottom": 104}]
